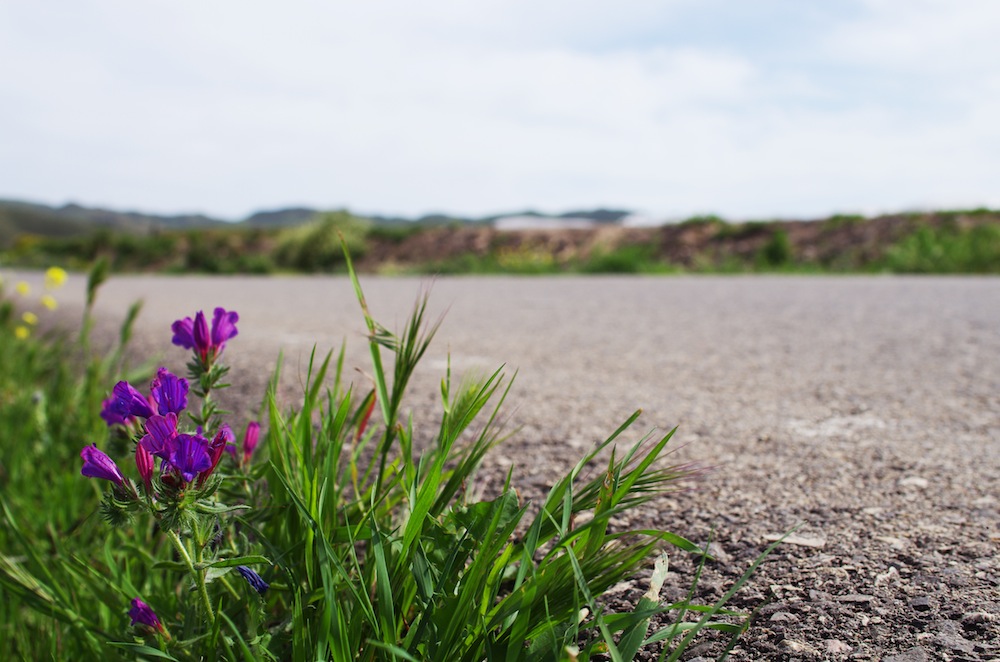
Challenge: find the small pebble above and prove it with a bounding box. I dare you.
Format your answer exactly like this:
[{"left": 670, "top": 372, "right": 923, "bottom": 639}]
[
  {"left": 782, "top": 639, "right": 821, "bottom": 657},
  {"left": 765, "top": 533, "right": 827, "bottom": 548},
  {"left": 824, "top": 639, "right": 852, "bottom": 655},
  {"left": 835, "top": 593, "right": 876, "bottom": 603},
  {"left": 875, "top": 536, "right": 908, "bottom": 549},
  {"left": 932, "top": 620, "right": 977, "bottom": 654},
  {"left": 882, "top": 647, "right": 929, "bottom": 662},
  {"left": 769, "top": 611, "right": 799, "bottom": 622}
]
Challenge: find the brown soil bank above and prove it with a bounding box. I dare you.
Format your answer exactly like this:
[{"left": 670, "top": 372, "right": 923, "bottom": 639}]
[{"left": 356, "top": 211, "right": 1000, "bottom": 273}]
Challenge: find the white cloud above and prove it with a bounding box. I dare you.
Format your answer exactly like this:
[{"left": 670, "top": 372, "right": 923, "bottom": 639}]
[{"left": 0, "top": 1, "right": 998, "bottom": 219}]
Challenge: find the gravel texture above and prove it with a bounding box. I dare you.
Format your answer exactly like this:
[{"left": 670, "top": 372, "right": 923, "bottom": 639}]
[{"left": 20, "top": 271, "right": 1000, "bottom": 660}]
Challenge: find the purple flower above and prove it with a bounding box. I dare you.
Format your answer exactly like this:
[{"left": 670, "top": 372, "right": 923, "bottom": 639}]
[
  {"left": 112, "top": 381, "right": 155, "bottom": 420},
  {"left": 236, "top": 566, "right": 269, "bottom": 595},
  {"left": 100, "top": 396, "right": 132, "bottom": 427},
  {"left": 80, "top": 444, "right": 125, "bottom": 485},
  {"left": 242, "top": 421, "right": 261, "bottom": 465},
  {"left": 128, "top": 597, "right": 163, "bottom": 632},
  {"left": 211, "top": 307, "right": 239, "bottom": 347},
  {"left": 135, "top": 442, "right": 154, "bottom": 491},
  {"left": 140, "top": 413, "right": 179, "bottom": 460},
  {"left": 171, "top": 307, "right": 239, "bottom": 364},
  {"left": 193, "top": 311, "right": 211, "bottom": 356},
  {"left": 150, "top": 367, "right": 188, "bottom": 416},
  {"left": 169, "top": 433, "right": 212, "bottom": 483},
  {"left": 171, "top": 317, "right": 195, "bottom": 349},
  {"left": 197, "top": 425, "right": 234, "bottom": 485}
]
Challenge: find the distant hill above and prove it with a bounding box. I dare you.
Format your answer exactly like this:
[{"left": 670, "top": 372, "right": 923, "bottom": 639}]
[
  {"left": 558, "top": 209, "right": 631, "bottom": 223},
  {"left": 0, "top": 198, "right": 638, "bottom": 248},
  {"left": 243, "top": 208, "right": 319, "bottom": 227},
  {"left": 0, "top": 198, "right": 231, "bottom": 248},
  {"left": 54, "top": 203, "right": 226, "bottom": 231},
  {"left": 0, "top": 200, "right": 85, "bottom": 247}
]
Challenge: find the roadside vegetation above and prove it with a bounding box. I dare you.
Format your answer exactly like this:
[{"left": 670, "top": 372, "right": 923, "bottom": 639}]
[
  {"left": 3, "top": 209, "right": 998, "bottom": 275},
  {"left": 1, "top": 255, "right": 783, "bottom": 660}
]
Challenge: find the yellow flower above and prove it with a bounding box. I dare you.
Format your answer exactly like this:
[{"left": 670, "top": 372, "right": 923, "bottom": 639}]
[
  {"left": 15, "top": 326, "right": 30, "bottom": 340},
  {"left": 45, "top": 267, "right": 68, "bottom": 289},
  {"left": 40, "top": 294, "right": 58, "bottom": 310},
  {"left": 22, "top": 311, "right": 39, "bottom": 325},
  {"left": 15, "top": 281, "right": 30, "bottom": 297}
]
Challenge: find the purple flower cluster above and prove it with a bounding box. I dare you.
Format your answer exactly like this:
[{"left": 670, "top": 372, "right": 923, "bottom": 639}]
[
  {"left": 171, "top": 307, "right": 239, "bottom": 365},
  {"left": 81, "top": 305, "right": 270, "bottom": 640},
  {"left": 84, "top": 365, "right": 254, "bottom": 490}
]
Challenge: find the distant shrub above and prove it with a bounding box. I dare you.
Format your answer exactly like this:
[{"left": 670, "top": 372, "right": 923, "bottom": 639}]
[
  {"left": 680, "top": 214, "right": 725, "bottom": 227},
  {"left": 758, "top": 230, "right": 793, "bottom": 267},
  {"left": 274, "top": 211, "right": 370, "bottom": 272},
  {"left": 823, "top": 214, "right": 866, "bottom": 229},
  {"left": 367, "top": 223, "right": 422, "bottom": 244},
  {"left": 964, "top": 207, "right": 996, "bottom": 217},
  {"left": 882, "top": 223, "right": 1000, "bottom": 273},
  {"left": 579, "top": 244, "right": 672, "bottom": 274},
  {"left": 715, "top": 220, "right": 772, "bottom": 241},
  {"left": 234, "top": 253, "right": 275, "bottom": 274},
  {"left": 494, "top": 244, "right": 559, "bottom": 273}
]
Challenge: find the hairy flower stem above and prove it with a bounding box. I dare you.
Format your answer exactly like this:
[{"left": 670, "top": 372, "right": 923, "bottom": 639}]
[{"left": 168, "top": 529, "right": 216, "bottom": 626}]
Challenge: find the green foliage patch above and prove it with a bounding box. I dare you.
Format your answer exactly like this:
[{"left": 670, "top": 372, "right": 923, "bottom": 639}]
[{"left": 881, "top": 223, "right": 1000, "bottom": 273}]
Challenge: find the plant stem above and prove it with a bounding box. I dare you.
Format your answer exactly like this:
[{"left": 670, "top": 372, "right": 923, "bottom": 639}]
[{"left": 168, "top": 529, "right": 216, "bottom": 625}]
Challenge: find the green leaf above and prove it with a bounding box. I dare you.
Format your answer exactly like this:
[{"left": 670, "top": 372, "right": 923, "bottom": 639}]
[
  {"left": 205, "top": 555, "right": 272, "bottom": 569},
  {"left": 617, "top": 552, "right": 669, "bottom": 660},
  {"left": 106, "top": 642, "right": 180, "bottom": 660},
  {"left": 193, "top": 501, "right": 251, "bottom": 515}
]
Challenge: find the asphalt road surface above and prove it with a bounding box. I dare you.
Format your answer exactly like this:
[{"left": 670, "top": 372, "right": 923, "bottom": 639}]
[{"left": 15, "top": 270, "right": 1000, "bottom": 659}]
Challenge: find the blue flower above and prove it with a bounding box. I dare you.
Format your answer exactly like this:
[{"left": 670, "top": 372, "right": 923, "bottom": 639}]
[{"left": 236, "top": 565, "right": 269, "bottom": 595}]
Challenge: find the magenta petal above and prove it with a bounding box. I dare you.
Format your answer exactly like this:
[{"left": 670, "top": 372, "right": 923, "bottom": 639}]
[
  {"left": 135, "top": 443, "right": 154, "bottom": 488},
  {"left": 193, "top": 311, "right": 211, "bottom": 357},
  {"left": 242, "top": 421, "right": 260, "bottom": 463}
]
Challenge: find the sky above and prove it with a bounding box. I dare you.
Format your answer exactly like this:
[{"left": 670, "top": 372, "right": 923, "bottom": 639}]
[{"left": 2, "top": 0, "right": 998, "bottom": 222}]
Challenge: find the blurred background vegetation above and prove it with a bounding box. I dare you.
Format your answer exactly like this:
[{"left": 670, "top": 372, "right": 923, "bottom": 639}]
[{"left": 2, "top": 198, "right": 998, "bottom": 275}]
